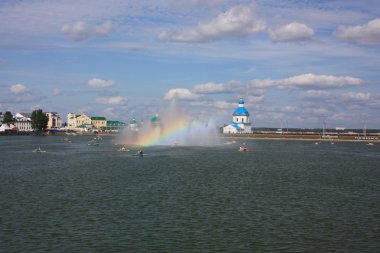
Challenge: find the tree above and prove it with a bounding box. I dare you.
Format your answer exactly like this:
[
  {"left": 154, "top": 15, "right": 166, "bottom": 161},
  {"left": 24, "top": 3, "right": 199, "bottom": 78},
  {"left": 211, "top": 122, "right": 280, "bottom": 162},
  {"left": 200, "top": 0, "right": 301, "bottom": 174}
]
[
  {"left": 31, "top": 109, "right": 48, "bottom": 131},
  {"left": 3, "top": 111, "right": 14, "bottom": 124}
]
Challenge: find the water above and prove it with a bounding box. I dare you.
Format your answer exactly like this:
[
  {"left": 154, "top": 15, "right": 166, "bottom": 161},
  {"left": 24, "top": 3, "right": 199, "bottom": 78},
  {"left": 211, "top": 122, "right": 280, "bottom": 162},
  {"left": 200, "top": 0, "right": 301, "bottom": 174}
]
[{"left": 1, "top": 136, "right": 379, "bottom": 252}]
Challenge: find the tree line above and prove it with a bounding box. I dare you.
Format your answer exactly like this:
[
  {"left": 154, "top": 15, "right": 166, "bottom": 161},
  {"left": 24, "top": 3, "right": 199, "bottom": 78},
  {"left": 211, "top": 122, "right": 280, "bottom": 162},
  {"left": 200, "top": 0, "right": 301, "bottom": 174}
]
[{"left": 0, "top": 109, "right": 48, "bottom": 131}]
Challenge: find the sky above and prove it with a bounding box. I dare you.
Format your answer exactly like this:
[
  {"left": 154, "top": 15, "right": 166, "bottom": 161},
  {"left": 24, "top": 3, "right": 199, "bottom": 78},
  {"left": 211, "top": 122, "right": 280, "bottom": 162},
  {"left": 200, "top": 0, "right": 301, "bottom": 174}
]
[{"left": 1, "top": 0, "right": 380, "bottom": 129}]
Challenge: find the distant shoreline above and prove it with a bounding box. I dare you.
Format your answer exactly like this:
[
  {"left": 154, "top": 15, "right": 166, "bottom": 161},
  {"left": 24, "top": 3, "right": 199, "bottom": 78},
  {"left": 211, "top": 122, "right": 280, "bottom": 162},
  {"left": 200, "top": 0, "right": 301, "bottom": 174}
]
[
  {"left": 1, "top": 132, "right": 379, "bottom": 143},
  {"left": 221, "top": 134, "right": 379, "bottom": 142}
]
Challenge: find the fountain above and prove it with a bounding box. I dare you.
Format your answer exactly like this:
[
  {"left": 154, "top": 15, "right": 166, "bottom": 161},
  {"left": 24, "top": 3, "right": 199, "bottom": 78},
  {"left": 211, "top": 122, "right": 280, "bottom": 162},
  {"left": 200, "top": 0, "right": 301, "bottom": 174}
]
[{"left": 116, "top": 100, "right": 220, "bottom": 146}]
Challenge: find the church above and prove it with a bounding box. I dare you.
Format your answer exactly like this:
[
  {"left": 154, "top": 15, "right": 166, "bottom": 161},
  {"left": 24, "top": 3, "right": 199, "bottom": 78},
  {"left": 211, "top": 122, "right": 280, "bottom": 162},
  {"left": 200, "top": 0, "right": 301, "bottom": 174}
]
[{"left": 223, "top": 98, "right": 252, "bottom": 134}]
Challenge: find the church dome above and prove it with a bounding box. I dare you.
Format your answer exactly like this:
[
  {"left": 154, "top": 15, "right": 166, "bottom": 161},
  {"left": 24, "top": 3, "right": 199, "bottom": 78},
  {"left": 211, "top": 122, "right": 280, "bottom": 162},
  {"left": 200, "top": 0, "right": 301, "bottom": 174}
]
[
  {"left": 233, "top": 98, "right": 250, "bottom": 116},
  {"left": 150, "top": 114, "right": 159, "bottom": 124},
  {"left": 233, "top": 107, "right": 249, "bottom": 116}
]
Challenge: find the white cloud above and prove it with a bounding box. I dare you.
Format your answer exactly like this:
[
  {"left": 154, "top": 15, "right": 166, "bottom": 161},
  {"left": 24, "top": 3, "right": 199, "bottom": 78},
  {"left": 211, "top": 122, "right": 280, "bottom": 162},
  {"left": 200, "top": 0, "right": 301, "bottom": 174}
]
[
  {"left": 52, "top": 88, "right": 63, "bottom": 96},
  {"left": 159, "top": 5, "right": 265, "bottom": 42},
  {"left": 193, "top": 82, "right": 226, "bottom": 94},
  {"left": 164, "top": 88, "right": 200, "bottom": 100},
  {"left": 9, "top": 84, "right": 27, "bottom": 94},
  {"left": 213, "top": 101, "right": 235, "bottom": 110},
  {"left": 88, "top": 78, "right": 115, "bottom": 88},
  {"left": 300, "top": 90, "right": 332, "bottom": 99},
  {"left": 249, "top": 73, "right": 364, "bottom": 89},
  {"left": 246, "top": 95, "right": 264, "bottom": 103},
  {"left": 335, "top": 19, "right": 380, "bottom": 45},
  {"left": 269, "top": 22, "right": 314, "bottom": 42},
  {"left": 341, "top": 92, "right": 371, "bottom": 101},
  {"left": 281, "top": 105, "right": 298, "bottom": 112},
  {"left": 96, "top": 96, "right": 126, "bottom": 105},
  {"left": 61, "top": 21, "right": 115, "bottom": 41}
]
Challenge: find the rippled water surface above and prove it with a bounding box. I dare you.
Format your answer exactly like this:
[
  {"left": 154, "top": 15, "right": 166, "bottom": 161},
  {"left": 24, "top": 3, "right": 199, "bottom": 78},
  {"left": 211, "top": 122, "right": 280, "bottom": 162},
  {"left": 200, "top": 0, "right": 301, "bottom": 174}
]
[{"left": 1, "top": 136, "right": 379, "bottom": 252}]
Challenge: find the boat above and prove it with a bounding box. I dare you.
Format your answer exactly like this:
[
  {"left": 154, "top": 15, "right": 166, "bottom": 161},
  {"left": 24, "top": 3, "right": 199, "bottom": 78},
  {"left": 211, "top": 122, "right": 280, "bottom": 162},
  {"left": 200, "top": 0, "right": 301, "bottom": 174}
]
[
  {"left": 239, "top": 146, "right": 248, "bottom": 152},
  {"left": 239, "top": 143, "right": 248, "bottom": 152},
  {"left": 133, "top": 150, "right": 148, "bottom": 156},
  {"left": 33, "top": 146, "right": 46, "bottom": 153},
  {"left": 88, "top": 140, "right": 99, "bottom": 146},
  {"left": 366, "top": 142, "right": 374, "bottom": 146},
  {"left": 63, "top": 137, "right": 71, "bottom": 143},
  {"left": 118, "top": 147, "right": 130, "bottom": 152}
]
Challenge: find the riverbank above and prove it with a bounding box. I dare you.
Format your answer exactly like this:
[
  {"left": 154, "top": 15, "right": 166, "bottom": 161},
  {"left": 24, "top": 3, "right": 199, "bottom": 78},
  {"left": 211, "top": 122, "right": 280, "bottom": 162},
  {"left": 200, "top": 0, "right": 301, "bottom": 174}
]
[{"left": 221, "top": 133, "right": 379, "bottom": 142}]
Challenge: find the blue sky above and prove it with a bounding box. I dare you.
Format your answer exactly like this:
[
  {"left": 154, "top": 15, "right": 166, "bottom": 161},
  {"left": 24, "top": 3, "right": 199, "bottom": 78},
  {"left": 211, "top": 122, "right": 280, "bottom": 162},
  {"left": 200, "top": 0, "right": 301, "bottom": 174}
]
[{"left": 1, "top": 0, "right": 380, "bottom": 128}]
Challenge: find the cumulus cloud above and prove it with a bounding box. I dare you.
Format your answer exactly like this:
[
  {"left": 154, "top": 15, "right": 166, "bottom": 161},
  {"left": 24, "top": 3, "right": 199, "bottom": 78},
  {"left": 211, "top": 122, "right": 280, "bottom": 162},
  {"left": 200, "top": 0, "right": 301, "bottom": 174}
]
[
  {"left": 341, "top": 92, "right": 371, "bottom": 101},
  {"left": 300, "top": 90, "right": 332, "bottom": 99},
  {"left": 335, "top": 19, "right": 380, "bottom": 45},
  {"left": 213, "top": 101, "right": 235, "bottom": 110},
  {"left": 88, "top": 78, "right": 115, "bottom": 88},
  {"left": 269, "top": 22, "right": 314, "bottom": 42},
  {"left": 9, "top": 84, "right": 27, "bottom": 94},
  {"left": 249, "top": 73, "right": 364, "bottom": 89},
  {"left": 164, "top": 88, "right": 200, "bottom": 100},
  {"left": 159, "top": 5, "right": 265, "bottom": 42},
  {"left": 96, "top": 96, "right": 126, "bottom": 105},
  {"left": 246, "top": 95, "right": 264, "bottom": 103},
  {"left": 61, "top": 21, "right": 115, "bottom": 41},
  {"left": 193, "top": 82, "right": 226, "bottom": 94}
]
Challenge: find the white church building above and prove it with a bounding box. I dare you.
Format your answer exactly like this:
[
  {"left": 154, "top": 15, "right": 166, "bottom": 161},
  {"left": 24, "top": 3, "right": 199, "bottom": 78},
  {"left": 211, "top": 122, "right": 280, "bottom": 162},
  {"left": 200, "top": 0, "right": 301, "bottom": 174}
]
[{"left": 223, "top": 98, "right": 252, "bottom": 134}]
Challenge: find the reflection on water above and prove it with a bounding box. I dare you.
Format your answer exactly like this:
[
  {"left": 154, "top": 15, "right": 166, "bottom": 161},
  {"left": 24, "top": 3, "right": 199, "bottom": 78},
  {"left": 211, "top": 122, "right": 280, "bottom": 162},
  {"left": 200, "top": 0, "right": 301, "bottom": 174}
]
[{"left": 1, "top": 136, "right": 379, "bottom": 252}]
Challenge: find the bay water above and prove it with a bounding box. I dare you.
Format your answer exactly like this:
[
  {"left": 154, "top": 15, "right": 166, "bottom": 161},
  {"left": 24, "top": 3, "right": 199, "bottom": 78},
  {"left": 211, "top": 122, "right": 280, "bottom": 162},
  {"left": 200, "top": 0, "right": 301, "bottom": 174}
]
[{"left": 1, "top": 136, "right": 379, "bottom": 252}]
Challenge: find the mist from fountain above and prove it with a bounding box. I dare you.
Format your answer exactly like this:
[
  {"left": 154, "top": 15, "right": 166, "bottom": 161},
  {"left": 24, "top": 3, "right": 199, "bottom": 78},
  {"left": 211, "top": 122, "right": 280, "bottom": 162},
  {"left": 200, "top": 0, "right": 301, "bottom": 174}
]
[{"left": 116, "top": 100, "right": 221, "bottom": 146}]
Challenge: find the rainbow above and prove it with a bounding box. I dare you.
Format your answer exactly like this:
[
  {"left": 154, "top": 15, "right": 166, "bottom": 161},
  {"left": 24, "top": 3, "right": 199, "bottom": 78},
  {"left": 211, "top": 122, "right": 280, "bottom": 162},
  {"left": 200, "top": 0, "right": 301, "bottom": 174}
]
[{"left": 134, "top": 115, "right": 191, "bottom": 146}]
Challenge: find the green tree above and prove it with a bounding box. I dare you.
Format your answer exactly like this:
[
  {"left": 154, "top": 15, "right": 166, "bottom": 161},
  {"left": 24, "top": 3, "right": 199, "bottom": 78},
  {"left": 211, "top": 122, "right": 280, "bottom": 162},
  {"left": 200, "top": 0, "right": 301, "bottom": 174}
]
[
  {"left": 3, "top": 111, "right": 14, "bottom": 124},
  {"left": 31, "top": 109, "right": 48, "bottom": 131}
]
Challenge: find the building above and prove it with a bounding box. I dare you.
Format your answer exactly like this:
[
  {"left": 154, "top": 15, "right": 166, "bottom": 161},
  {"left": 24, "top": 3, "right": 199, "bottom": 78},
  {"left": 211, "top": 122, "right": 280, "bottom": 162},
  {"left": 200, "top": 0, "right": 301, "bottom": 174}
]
[
  {"left": 223, "top": 98, "right": 252, "bottom": 134},
  {"left": 76, "top": 114, "right": 92, "bottom": 128},
  {"left": 46, "top": 112, "right": 62, "bottom": 129},
  {"left": 67, "top": 113, "right": 79, "bottom": 129},
  {"left": 101, "top": 121, "right": 126, "bottom": 132},
  {"left": 14, "top": 113, "right": 33, "bottom": 132},
  {"left": 91, "top": 116, "right": 107, "bottom": 130}
]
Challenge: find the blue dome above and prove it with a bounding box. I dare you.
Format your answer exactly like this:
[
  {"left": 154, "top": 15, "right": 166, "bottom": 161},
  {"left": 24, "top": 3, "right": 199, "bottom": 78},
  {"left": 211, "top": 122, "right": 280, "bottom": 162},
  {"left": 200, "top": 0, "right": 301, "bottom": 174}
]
[
  {"left": 233, "top": 107, "right": 249, "bottom": 116},
  {"left": 239, "top": 98, "right": 244, "bottom": 104}
]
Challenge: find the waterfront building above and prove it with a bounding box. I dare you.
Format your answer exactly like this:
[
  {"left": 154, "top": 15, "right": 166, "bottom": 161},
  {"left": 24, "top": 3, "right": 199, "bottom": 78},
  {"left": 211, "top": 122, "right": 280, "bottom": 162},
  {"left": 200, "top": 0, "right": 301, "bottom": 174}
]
[
  {"left": 67, "top": 113, "right": 79, "bottom": 129},
  {"left": 14, "top": 113, "right": 33, "bottom": 132},
  {"left": 91, "top": 116, "right": 107, "bottom": 130},
  {"left": 76, "top": 114, "right": 92, "bottom": 128},
  {"left": 101, "top": 121, "right": 126, "bottom": 132},
  {"left": 46, "top": 112, "right": 62, "bottom": 129},
  {"left": 223, "top": 98, "right": 252, "bottom": 134},
  {"left": 0, "top": 123, "right": 17, "bottom": 132}
]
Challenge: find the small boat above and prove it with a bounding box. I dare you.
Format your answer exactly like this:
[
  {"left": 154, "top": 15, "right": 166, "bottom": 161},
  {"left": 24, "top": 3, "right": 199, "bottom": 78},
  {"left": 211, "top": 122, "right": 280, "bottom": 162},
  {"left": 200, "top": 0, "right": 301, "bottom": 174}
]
[
  {"left": 33, "top": 146, "right": 46, "bottom": 153},
  {"left": 63, "top": 137, "right": 71, "bottom": 143},
  {"left": 239, "top": 147, "right": 248, "bottom": 152},
  {"left": 133, "top": 150, "right": 149, "bottom": 156},
  {"left": 88, "top": 140, "right": 99, "bottom": 146},
  {"left": 366, "top": 142, "right": 374, "bottom": 146},
  {"left": 94, "top": 136, "right": 103, "bottom": 141},
  {"left": 118, "top": 147, "right": 130, "bottom": 152}
]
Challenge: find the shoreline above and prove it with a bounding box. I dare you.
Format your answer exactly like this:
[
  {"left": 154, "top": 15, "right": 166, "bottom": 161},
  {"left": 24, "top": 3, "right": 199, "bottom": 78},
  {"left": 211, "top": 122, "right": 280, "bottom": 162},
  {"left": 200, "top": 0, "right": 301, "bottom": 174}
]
[{"left": 220, "top": 134, "right": 379, "bottom": 143}]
